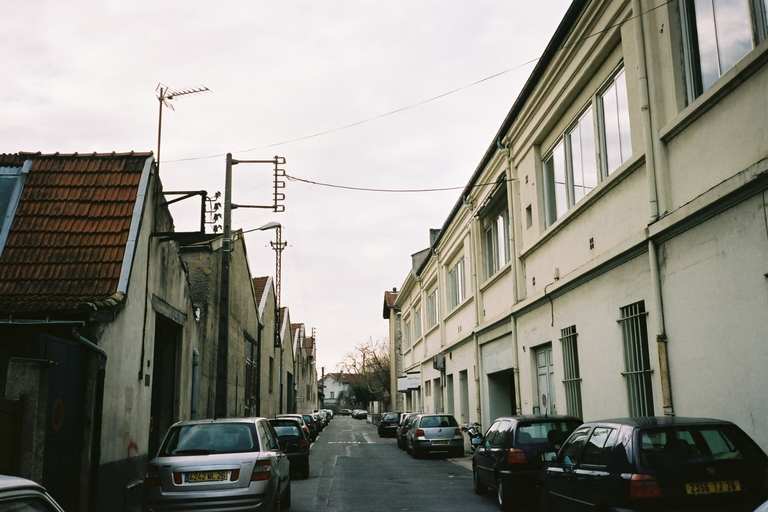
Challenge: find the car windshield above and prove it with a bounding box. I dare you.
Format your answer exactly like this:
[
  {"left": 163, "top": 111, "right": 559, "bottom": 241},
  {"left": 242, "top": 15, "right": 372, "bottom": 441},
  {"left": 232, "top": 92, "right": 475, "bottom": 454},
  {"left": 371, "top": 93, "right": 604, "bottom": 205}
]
[
  {"left": 639, "top": 424, "right": 764, "bottom": 468},
  {"left": 419, "top": 415, "right": 458, "bottom": 428},
  {"left": 384, "top": 413, "right": 399, "bottom": 421},
  {"left": 160, "top": 423, "right": 259, "bottom": 456}
]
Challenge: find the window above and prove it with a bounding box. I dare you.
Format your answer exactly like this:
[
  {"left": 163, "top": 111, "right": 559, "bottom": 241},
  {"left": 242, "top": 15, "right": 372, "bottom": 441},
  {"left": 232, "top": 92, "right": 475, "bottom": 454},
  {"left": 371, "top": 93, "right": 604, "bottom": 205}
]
[
  {"left": 268, "top": 356, "right": 274, "bottom": 393},
  {"left": 447, "top": 257, "right": 466, "bottom": 311},
  {"left": 582, "top": 427, "right": 618, "bottom": 466},
  {"left": 559, "top": 425, "right": 592, "bottom": 464},
  {"left": 404, "top": 320, "right": 412, "bottom": 349},
  {"left": 414, "top": 307, "right": 423, "bottom": 340},
  {"left": 330, "top": 391, "right": 334, "bottom": 399},
  {"left": 560, "top": 325, "right": 583, "bottom": 419},
  {"left": 426, "top": 288, "right": 439, "bottom": 329},
  {"left": 0, "top": 164, "right": 29, "bottom": 259},
  {"left": 425, "top": 379, "right": 432, "bottom": 397},
  {"left": 681, "top": 0, "right": 768, "bottom": 101},
  {"left": 544, "top": 67, "right": 631, "bottom": 226},
  {"left": 483, "top": 207, "right": 511, "bottom": 279},
  {"left": 619, "top": 301, "right": 654, "bottom": 417}
]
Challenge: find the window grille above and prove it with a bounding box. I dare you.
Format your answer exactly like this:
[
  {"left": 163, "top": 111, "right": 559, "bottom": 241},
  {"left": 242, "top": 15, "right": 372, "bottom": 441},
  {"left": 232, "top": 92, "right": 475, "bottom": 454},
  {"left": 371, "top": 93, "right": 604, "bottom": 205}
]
[
  {"left": 560, "top": 325, "right": 583, "bottom": 419},
  {"left": 618, "top": 301, "right": 654, "bottom": 417}
]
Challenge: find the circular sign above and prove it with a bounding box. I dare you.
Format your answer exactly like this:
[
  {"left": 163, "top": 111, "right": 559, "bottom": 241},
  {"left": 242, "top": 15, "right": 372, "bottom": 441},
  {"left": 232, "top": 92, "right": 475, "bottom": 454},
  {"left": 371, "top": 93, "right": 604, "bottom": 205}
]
[
  {"left": 51, "top": 398, "right": 64, "bottom": 432},
  {"left": 541, "top": 394, "right": 547, "bottom": 408}
]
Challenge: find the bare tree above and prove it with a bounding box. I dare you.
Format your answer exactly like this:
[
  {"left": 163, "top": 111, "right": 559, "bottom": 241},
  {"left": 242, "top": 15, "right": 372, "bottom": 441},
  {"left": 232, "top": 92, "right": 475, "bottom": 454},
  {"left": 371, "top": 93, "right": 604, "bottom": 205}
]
[{"left": 339, "top": 338, "right": 390, "bottom": 408}]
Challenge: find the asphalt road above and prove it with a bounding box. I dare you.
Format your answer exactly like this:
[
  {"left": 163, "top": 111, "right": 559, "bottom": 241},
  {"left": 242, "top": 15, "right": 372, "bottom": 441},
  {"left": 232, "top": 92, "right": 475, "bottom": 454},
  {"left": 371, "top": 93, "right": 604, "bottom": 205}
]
[{"left": 288, "top": 415, "right": 502, "bottom": 512}]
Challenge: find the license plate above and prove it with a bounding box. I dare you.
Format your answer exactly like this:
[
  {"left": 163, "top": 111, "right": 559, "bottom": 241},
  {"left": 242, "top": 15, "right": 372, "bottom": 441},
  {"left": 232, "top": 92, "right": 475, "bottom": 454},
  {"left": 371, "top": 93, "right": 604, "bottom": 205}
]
[
  {"left": 685, "top": 480, "right": 741, "bottom": 495},
  {"left": 432, "top": 440, "right": 450, "bottom": 445},
  {"left": 186, "top": 471, "right": 228, "bottom": 483}
]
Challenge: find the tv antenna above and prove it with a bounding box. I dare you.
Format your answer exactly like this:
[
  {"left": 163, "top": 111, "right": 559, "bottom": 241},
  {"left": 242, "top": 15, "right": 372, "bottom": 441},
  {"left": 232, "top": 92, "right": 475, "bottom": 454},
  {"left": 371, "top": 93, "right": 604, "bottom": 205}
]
[{"left": 156, "top": 83, "right": 210, "bottom": 171}]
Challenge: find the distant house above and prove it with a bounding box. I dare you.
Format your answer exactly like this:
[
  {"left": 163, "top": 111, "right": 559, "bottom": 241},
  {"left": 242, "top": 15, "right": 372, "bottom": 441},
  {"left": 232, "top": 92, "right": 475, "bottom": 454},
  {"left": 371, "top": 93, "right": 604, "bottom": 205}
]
[
  {"left": 319, "top": 372, "right": 361, "bottom": 411},
  {"left": 293, "top": 323, "right": 318, "bottom": 414},
  {"left": 0, "top": 152, "right": 200, "bottom": 511}
]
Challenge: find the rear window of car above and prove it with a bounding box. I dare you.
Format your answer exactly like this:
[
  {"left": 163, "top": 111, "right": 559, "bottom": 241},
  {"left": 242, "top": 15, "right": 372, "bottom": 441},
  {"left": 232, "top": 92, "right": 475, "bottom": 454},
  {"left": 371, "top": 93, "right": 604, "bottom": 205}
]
[
  {"left": 160, "top": 423, "right": 259, "bottom": 456},
  {"left": 518, "top": 420, "right": 582, "bottom": 445},
  {"left": 639, "top": 424, "right": 765, "bottom": 468},
  {"left": 383, "top": 413, "right": 399, "bottom": 421},
  {"left": 272, "top": 425, "right": 301, "bottom": 437},
  {"left": 419, "top": 415, "right": 458, "bottom": 428}
]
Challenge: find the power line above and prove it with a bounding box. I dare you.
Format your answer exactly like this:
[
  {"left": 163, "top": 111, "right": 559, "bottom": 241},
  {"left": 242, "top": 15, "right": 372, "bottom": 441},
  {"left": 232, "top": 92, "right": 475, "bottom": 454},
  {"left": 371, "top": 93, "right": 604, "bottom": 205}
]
[
  {"left": 163, "top": 0, "right": 677, "bottom": 166},
  {"left": 284, "top": 172, "right": 508, "bottom": 194}
]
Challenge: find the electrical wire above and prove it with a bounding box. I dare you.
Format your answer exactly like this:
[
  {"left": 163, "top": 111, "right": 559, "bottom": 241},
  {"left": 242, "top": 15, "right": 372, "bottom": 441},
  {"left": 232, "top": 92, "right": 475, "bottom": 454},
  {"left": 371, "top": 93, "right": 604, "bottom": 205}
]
[
  {"left": 284, "top": 173, "right": 509, "bottom": 193},
  {"left": 163, "top": 0, "right": 678, "bottom": 167}
]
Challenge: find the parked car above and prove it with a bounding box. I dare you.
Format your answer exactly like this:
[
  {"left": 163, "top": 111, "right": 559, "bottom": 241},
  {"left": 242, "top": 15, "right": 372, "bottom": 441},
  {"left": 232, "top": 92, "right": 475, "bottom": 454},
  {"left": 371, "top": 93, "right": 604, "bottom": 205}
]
[
  {"left": 378, "top": 412, "right": 402, "bottom": 438},
  {"left": 397, "top": 412, "right": 421, "bottom": 450},
  {"left": 339, "top": 409, "right": 352, "bottom": 416},
  {"left": 301, "top": 414, "right": 319, "bottom": 441},
  {"left": 352, "top": 409, "right": 368, "bottom": 420},
  {"left": 0, "top": 475, "right": 65, "bottom": 511},
  {"left": 144, "top": 417, "right": 291, "bottom": 512},
  {"left": 276, "top": 414, "right": 311, "bottom": 441},
  {"left": 269, "top": 417, "right": 310, "bottom": 480},
  {"left": 472, "top": 414, "right": 582, "bottom": 510},
  {"left": 406, "top": 413, "right": 464, "bottom": 458},
  {"left": 538, "top": 416, "right": 768, "bottom": 512}
]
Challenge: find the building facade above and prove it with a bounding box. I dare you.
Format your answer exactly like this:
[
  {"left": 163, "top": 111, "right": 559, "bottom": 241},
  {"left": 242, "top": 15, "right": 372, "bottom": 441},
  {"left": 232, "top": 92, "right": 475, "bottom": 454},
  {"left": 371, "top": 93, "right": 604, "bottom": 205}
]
[{"left": 391, "top": 0, "right": 768, "bottom": 453}]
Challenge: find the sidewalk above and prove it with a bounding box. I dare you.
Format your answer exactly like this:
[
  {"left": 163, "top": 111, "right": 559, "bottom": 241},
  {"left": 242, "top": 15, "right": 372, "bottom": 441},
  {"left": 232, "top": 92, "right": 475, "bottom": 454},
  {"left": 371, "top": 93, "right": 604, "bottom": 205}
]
[{"left": 447, "top": 454, "right": 473, "bottom": 471}]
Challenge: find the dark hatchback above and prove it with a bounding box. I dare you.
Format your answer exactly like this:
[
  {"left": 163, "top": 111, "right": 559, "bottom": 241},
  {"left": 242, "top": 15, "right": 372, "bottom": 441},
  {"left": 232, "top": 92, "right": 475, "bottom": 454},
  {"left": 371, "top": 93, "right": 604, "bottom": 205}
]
[
  {"left": 269, "top": 417, "right": 310, "bottom": 479},
  {"left": 378, "top": 412, "right": 402, "bottom": 438},
  {"left": 397, "top": 412, "right": 421, "bottom": 450},
  {"left": 472, "top": 414, "right": 582, "bottom": 510},
  {"left": 539, "top": 416, "right": 768, "bottom": 512}
]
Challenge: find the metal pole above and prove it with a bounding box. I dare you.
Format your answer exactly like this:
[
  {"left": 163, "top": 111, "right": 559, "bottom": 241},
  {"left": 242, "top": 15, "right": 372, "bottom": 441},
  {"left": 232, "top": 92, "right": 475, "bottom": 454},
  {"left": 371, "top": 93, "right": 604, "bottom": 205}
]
[{"left": 215, "top": 153, "right": 234, "bottom": 418}]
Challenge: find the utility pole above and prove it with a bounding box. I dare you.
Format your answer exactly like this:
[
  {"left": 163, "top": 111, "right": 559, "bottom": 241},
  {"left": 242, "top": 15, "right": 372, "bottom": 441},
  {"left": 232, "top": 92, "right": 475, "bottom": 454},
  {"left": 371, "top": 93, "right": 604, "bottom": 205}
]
[{"left": 214, "top": 153, "right": 286, "bottom": 419}]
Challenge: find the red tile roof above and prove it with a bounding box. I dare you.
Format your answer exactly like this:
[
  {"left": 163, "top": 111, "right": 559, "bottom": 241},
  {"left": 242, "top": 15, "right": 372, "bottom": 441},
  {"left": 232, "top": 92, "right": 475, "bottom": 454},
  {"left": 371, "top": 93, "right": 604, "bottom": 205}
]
[
  {"left": 0, "top": 152, "right": 152, "bottom": 315},
  {"left": 383, "top": 288, "right": 399, "bottom": 318}
]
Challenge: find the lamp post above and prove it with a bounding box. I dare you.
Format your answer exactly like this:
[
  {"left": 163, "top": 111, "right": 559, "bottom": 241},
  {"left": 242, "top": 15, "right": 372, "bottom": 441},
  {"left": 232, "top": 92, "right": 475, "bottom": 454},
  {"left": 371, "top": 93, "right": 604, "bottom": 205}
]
[{"left": 257, "top": 221, "right": 287, "bottom": 412}]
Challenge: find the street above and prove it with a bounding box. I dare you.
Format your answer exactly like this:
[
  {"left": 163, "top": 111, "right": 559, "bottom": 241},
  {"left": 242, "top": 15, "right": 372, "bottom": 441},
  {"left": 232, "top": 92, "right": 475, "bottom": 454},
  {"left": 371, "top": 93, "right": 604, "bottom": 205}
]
[{"left": 290, "top": 415, "right": 502, "bottom": 512}]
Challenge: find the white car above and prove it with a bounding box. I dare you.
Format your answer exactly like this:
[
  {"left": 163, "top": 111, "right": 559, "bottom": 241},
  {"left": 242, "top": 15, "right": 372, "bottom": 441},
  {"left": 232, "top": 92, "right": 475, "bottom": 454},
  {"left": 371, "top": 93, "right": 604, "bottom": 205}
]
[
  {"left": 144, "top": 417, "right": 291, "bottom": 511},
  {"left": 0, "top": 475, "right": 65, "bottom": 511}
]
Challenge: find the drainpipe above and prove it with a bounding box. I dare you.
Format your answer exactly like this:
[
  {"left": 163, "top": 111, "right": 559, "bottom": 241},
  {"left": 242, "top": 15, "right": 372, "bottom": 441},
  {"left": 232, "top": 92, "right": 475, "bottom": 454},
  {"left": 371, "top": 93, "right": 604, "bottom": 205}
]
[
  {"left": 71, "top": 329, "right": 107, "bottom": 512},
  {"left": 632, "top": 0, "right": 674, "bottom": 416},
  {"left": 191, "top": 349, "right": 200, "bottom": 420},
  {"left": 503, "top": 146, "right": 523, "bottom": 415}
]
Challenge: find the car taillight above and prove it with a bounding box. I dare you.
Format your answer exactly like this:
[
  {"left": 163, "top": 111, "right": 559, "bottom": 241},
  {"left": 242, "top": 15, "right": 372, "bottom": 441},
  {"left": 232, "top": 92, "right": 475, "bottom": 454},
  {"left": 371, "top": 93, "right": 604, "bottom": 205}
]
[
  {"left": 629, "top": 474, "right": 663, "bottom": 499},
  {"left": 145, "top": 464, "right": 161, "bottom": 487},
  {"left": 454, "top": 428, "right": 462, "bottom": 436},
  {"left": 251, "top": 460, "right": 272, "bottom": 482},
  {"left": 299, "top": 438, "right": 309, "bottom": 453},
  {"left": 507, "top": 448, "right": 527, "bottom": 464},
  {"left": 415, "top": 429, "right": 425, "bottom": 437}
]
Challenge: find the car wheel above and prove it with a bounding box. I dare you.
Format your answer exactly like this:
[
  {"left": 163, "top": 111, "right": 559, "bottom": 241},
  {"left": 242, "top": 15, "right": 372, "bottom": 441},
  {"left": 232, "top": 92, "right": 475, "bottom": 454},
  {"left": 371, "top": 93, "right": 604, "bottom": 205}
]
[
  {"left": 496, "top": 477, "right": 512, "bottom": 511},
  {"left": 300, "top": 465, "right": 309, "bottom": 480},
  {"left": 405, "top": 442, "right": 412, "bottom": 454},
  {"left": 454, "top": 447, "right": 464, "bottom": 458},
  {"left": 473, "top": 465, "right": 487, "bottom": 495},
  {"left": 539, "top": 488, "right": 552, "bottom": 512},
  {"left": 397, "top": 437, "right": 402, "bottom": 449},
  {"left": 280, "top": 479, "right": 291, "bottom": 509}
]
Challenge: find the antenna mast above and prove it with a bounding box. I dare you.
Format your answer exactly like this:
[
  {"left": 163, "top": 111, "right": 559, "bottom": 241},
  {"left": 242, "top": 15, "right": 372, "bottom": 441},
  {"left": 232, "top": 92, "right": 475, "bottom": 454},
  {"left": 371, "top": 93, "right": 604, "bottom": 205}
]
[{"left": 156, "top": 84, "right": 210, "bottom": 171}]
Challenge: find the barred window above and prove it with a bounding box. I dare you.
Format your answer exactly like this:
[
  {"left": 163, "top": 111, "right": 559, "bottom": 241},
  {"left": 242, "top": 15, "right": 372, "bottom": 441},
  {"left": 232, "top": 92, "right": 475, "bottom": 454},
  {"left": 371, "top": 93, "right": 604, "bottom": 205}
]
[
  {"left": 618, "top": 301, "right": 654, "bottom": 417},
  {"left": 560, "top": 325, "right": 583, "bottom": 419}
]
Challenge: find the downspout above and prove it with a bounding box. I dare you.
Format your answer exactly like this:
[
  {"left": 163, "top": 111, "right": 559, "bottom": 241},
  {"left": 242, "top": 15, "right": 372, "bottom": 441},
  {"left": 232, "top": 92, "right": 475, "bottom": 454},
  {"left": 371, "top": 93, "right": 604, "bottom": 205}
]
[
  {"left": 503, "top": 145, "right": 523, "bottom": 415},
  {"left": 632, "top": 0, "right": 674, "bottom": 416},
  {"left": 71, "top": 329, "right": 107, "bottom": 512}
]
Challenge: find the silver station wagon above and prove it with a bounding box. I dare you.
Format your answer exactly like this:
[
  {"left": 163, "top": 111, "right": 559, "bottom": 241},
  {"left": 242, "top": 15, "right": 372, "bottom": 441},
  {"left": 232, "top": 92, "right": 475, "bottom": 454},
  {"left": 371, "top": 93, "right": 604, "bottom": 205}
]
[{"left": 144, "top": 417, "right": 291, "bottom": 512}]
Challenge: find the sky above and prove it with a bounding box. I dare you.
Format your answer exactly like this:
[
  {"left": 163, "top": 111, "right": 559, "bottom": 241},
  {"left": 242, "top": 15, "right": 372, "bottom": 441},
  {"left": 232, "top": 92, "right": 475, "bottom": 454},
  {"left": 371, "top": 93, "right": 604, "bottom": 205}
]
[{"left": 1, "top": 0, "right": 572, "bottom": 374}]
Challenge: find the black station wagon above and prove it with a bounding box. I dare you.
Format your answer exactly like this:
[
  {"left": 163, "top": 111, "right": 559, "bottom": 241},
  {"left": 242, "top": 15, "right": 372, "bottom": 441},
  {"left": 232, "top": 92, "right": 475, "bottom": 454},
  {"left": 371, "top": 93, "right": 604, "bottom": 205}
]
[{"left": 538, "top": 417, "right": 768, "bottom": 512}]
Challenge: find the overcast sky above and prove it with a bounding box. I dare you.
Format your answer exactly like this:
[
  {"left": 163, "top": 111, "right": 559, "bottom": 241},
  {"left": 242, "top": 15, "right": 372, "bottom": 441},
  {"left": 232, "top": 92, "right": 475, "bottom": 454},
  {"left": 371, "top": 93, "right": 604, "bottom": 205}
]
[{"left": 2, "top": 0, "right": 572, "bottom": 374}]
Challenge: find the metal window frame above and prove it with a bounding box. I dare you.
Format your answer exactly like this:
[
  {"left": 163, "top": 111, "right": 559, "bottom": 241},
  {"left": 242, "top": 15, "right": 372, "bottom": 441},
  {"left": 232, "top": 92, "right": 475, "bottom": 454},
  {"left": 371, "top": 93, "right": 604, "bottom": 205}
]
[
  {"left": 560, "top": 325, "right": 583, "bottom": 419},
  {"left": 618, "top": 301, "right": 654, "bottom": 417}
]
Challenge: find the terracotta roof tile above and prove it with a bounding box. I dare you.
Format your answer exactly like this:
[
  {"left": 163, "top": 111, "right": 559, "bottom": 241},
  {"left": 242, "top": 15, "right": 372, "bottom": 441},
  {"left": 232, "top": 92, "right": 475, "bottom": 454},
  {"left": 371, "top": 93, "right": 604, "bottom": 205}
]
[{"left": 0, "top": 152, "right": 152, "bottom": 315}]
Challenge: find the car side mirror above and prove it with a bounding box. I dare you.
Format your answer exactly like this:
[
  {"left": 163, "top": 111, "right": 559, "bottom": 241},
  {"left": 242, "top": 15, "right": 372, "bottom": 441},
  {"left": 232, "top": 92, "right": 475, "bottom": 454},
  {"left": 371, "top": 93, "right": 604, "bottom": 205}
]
[
  {"left": 471, "top": 437, "right": 482, "bottom": 447},
  {"left": 543, "top": 452, "right": 557, "bottom": 462}
]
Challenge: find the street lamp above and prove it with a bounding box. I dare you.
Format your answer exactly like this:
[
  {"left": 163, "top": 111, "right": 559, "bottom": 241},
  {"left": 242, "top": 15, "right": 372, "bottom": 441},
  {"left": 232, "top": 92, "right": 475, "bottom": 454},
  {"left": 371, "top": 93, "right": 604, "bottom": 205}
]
[{"left": 257, "top": 221, "right": 287, "bottom": 412}]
